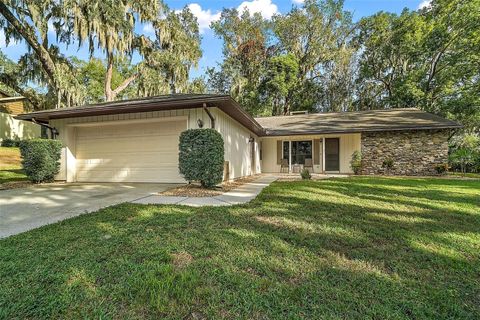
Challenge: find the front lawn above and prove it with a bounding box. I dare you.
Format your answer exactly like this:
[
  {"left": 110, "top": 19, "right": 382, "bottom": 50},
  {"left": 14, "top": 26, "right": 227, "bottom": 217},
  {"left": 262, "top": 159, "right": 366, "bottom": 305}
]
[
  {"left": 449, "top": 172, "right": 480, "bottom": 179},
  {"left": 1, "top": 177, "right": 479, "bottom": 319},
  {"left": 0, "top": 146, "right": 27, "bottom": 183}
]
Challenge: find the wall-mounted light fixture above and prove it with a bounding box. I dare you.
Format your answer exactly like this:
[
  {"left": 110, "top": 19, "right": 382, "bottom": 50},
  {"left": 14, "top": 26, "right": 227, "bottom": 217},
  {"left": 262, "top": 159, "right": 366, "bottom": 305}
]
[
  {"left": 197, "top": 119, "right": 204, "bottom": 128},
  {"left": 248, "top": 137, "right": 255, "bottom": 143}
]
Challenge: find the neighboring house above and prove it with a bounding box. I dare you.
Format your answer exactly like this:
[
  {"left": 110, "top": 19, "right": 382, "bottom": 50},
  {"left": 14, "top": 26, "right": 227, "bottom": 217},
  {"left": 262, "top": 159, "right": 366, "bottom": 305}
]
[
  {"left": 0, "top": 89, "right": 41, "bottom": 142},
  {"left": 16, "top": 94, "right": 461, "bottom": 183}
]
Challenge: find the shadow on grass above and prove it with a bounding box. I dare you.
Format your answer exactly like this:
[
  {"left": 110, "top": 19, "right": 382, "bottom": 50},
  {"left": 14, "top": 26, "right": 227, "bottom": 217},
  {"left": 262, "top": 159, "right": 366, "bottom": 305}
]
[
  {"left": 0, "top": 177, "right": 479, "bottom": 319},
  {"left": 0, "top": 168, "right": 27, "bottom": 184}
]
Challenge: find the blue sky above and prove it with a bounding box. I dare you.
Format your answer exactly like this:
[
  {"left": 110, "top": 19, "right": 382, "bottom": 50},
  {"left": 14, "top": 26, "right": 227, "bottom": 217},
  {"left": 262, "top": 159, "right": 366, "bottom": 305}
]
[{"left": 0, "top": 0, "right": 428, "bottom": 78}]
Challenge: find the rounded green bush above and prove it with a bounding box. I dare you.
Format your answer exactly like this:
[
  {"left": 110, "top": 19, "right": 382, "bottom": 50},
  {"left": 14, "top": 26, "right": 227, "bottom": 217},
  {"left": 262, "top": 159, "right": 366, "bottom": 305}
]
[
  {"left": 19, "top": 139, "right": 62, "bottom": 183},
  {"left": 178, "top": 129, "right": 224, "bottom": 188}
]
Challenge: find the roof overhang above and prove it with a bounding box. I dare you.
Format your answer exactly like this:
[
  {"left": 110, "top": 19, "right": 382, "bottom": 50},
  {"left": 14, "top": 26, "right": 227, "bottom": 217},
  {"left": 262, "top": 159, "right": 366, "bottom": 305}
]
[
  {"left": 263, "top": 125, "right": 462, "bottom": 136},
  {"left": 15, "top": 95, "right": 266, "bottom": 136},
  {"left": 0, "top": 96, "right": 26, "bottom": 103}
]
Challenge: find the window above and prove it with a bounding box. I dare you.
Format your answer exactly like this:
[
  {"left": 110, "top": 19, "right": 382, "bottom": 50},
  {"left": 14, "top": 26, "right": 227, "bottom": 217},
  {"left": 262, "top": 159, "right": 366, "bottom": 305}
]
[
  {"left": 282, "top": 140, "right": 313, "bottom": 165},
  {"left": 283, "top": 141, "right": 289, "bottom": 161}
]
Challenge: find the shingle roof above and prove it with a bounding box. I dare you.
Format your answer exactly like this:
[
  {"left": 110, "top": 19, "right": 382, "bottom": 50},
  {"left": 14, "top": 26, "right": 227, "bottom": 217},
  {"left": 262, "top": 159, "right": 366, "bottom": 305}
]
[
  {"left": 255, "top": 108, "right": 462, "bottom": 136},
  {"left": 16, "top": 95, "right": 461, "bottom": 137},
  {"left": 15, "top": 94, "right": 266, "bottom": 136}
]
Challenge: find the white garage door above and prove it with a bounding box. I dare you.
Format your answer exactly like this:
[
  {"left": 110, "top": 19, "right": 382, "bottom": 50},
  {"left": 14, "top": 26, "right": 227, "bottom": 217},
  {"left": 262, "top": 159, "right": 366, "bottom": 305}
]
[{"left": 75, "top": 119, "right": 186, "bottom": 183}]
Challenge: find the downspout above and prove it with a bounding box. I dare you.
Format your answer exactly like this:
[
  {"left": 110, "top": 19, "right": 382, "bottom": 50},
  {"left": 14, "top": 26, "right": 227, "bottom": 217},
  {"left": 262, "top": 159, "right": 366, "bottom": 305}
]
[
  {"left": 32, "top": 118, "right": 58, "bottom": 139},
  {"left": 202, "top": 103, "right": 215, "bottom": 129}
]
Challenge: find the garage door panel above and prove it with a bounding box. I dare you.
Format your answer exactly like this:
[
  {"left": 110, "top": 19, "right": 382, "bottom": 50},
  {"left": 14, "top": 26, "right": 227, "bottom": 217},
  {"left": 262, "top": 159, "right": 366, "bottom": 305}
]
[
  {"left": 75, "top": 119, "right": 186, "bottom": 183},
  {"left": 76, "top": 168, "right": 181, "bottom": 183},
  {"left": 76, "top": 139, "right": 179, "bottom": 154},
  {"left": 77, "top": 153, "right": 178, "bottom": 167}
]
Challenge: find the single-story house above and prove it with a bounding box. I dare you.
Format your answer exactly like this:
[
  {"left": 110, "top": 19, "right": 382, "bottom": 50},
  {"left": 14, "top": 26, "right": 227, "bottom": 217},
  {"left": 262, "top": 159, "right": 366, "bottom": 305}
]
[
  {"left": 0, "top": 89, "right": 41, "bottom": 142},
  {"left": 16, "top": 94, "right": 461, "bottom": 182}
]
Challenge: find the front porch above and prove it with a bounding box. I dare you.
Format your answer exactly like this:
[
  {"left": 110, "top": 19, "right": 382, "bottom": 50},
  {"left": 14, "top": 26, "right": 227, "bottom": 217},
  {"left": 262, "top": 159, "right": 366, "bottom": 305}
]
[{"left": 259, "top": 133, "right": 361, "bottom": 174}]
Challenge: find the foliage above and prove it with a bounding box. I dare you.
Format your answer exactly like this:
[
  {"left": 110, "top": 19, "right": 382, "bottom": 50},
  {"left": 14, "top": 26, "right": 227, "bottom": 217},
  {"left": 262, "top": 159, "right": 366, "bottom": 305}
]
[
  {"left": 178, "top": 129, "right": 224, "bottom": 188},
  {"left": 70, "top": 57, "right": 137, "bottom": 104},
  {"left": 259, "top": 54, "right": 299, "bottom": 115},
  {"left": 19, "top": 139, "right": 62, "bottom": 183},
  {"left": 209, "top": 8, "right": 272, "bottom": 115},
  {"left": 350, "top": 150, "right": 362, "bottom": 174},
  {"left": 0, "top": 177, "right": 479, "bottom": 318},
  {"left": 434, "top": 163, "right": 449, "bottom": 175},
  {"left": 1, "top": 138, "right": 21, "bottom": 147},
  {"left": 382, "top": 158, "right": 395, "bottom": 173},
  {"left": 300, "top": 168, "right": 312, "bottom": 180},
  {"left": 0, "top": 0, "right": 202, "bottom": 107},
  {"left": 207, "top": 0, "right": 480, "bottom": 132},
  {"left": 355, "top": 0, "right": 480, "bottom": 130},
  {"left": 449, "top": 133, "right": 480, "bottom": 173},
  {"left": 209, "top": 0, "right": 355, "bottom": 116},
  {"left": 449, "top": 148, "right": 477, "bottom": 174}
]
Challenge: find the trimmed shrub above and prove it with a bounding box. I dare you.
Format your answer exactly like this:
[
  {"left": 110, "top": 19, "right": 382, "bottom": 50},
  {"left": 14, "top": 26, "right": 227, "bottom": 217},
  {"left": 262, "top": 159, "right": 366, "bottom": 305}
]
[
  {"left": 382, "top": 158, "right": 395, "bottom": 174},
  {"left": 434, "top": 163, "right": 449, "bottom": 175},
  {"left": 350, "top": 150, "right": 362, "bottom": 175},
  {"left": 178, "top": 129, "right": 224, "bottom": 188},
  {"left": 19, "top": 139, "right": 62, "bottom": 183},
  {"left": 1, "top": 138, "right": 21, "bottom": 147},
  {"left": 300, "top": 168, "right": 311, "bottom": 180}
]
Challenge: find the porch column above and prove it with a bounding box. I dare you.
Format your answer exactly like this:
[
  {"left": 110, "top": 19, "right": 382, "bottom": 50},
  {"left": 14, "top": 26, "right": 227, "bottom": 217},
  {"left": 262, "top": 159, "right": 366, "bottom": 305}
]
[
  {"left": 289, "top": 140, "right": 292, "bottom": 173},
  {"left": 322, "top": 137, "right": 325, "bottom": 173}
]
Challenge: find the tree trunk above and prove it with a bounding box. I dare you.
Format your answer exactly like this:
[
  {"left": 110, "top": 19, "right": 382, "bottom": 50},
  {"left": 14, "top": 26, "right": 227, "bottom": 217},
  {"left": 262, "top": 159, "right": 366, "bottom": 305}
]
[
  {"left": 0, "top": 2, "right": 57, "bottom": 82},
  {"left": 104, "top": 54, "right": 139, "bottom": 102},
  {"left": 105, "top": 55, "right": 115, "bottom": 101}
]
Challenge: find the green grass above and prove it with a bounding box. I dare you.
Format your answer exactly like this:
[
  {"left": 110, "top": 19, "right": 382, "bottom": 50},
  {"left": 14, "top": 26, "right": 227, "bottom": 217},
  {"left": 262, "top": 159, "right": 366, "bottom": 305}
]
[
  {"left": 449, "top": 172, "right": 480, "bottom": 179},
  {"left": 0, "top": 146, "right": 27, "bottom": 183},
  {"left": 1, "top": 177, "right": 479, "bottom": 319}
]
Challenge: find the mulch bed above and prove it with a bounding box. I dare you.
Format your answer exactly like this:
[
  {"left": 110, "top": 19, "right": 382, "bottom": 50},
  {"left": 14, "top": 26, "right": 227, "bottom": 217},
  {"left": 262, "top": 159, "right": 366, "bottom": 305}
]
[
  {"left": 160, "top": 175, "right": 260, "bottom": 197},
  {"left": 0, "top": 181, "right": 33, "bottom": 190}
]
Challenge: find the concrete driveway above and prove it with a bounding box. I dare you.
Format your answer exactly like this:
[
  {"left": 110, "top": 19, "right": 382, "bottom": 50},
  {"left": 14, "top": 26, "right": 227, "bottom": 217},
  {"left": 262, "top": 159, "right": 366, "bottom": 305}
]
[{"left": 0, "top": 183, "right": 176, "bottom": 238}]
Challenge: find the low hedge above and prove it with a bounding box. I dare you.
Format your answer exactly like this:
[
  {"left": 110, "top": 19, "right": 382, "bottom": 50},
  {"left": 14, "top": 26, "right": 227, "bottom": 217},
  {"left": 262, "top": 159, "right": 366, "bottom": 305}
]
[
  {"left": 19, "top": 139, "right": 62, "bottom": 183},
  {"left": 178, "top": 129, "right": 224, "bottom": 188},
  {"left": 1, "top": 138, "right": 22, "bottom": 147}
]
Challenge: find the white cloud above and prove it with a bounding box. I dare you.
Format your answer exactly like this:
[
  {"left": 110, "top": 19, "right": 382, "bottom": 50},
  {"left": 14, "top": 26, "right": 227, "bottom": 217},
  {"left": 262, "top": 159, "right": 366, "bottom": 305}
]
[
  {"left": 142, "top": 23, "right": 155, "bottom": 33},
  {"left": 179, "top": 0, "right": 279, "bottom": 34},
  {"left": 292, "top": 0, "right": 304, "bottom": 4},
  {"left": 185, "top": 3, "right": 221, "bottom": 34},
  {"left": 418, "top": 0, "right": 431, "bottom": 9},
  {"left": 237, "top": 0, "right": 279, "bottom": 19}
]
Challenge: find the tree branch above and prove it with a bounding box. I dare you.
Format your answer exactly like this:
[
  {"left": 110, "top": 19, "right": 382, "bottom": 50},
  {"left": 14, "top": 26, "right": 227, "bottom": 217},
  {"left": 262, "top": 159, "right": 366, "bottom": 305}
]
[
  {"left": 0, "top": 2, "right": 56, "bottom": 81},
  {"left": 112, "top": 72, "right": 139, "bottom": 96}
]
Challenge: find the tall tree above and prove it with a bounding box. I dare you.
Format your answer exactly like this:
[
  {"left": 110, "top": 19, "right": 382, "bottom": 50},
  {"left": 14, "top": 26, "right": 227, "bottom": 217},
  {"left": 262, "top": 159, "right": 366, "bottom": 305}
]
[
  {"left": 259, "top": 54, "right": 299, "bottom": 115},
  {"left": 209, "top": 0, "right": 355, "bottom": 115},
  {"left": 273, "top": 0, "right": 355, "bottom": 113},
  {"left": 355, "top": 0, "right": 480, "bottom": 131},
  {"left": 0, "top": 0, "right": 85, "bottom": 108},
  {"left": 210, "top": 8, "right": 273, "bottom": 115},
  {"left": 0, "top": 1, "right": 202, "bottom": 108}
]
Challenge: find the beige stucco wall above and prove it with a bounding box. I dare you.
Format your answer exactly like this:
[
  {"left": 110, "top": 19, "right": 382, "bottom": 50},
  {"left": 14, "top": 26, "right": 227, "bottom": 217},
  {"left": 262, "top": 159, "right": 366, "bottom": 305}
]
[
  {"left": 0, "top": 112, "right": 41, "bottom": 142},
  {"left": 50, "top": 107, "right": 260, "bottom": 182},
  {"left": 260, "top": 133, "right": 361, "bottom": 174}
]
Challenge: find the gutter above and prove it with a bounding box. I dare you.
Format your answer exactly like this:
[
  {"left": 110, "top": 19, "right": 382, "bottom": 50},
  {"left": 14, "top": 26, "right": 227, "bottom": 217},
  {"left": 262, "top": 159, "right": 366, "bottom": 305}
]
[
  {"left": 202, "top": 103, "right": 215, "bottom": 128},
  {"left": 32, "top": 118, "right": 59, "bottom": 139}
]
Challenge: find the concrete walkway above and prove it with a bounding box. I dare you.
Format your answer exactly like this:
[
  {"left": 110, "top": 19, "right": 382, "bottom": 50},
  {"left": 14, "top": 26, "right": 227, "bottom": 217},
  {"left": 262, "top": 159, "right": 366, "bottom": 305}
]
[
  {"left": 132, "top": 175, "right": 277, "bottom": 207},
  {"left": 0, "top": 183, "right": 175, "bottom": 238}
]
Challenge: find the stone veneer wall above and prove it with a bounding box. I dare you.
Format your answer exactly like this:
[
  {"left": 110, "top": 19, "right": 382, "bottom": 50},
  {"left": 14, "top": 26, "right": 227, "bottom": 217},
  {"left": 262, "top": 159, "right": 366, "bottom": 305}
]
[{"left": 361, "top": 129, "right": 450, "bottom": 175}]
